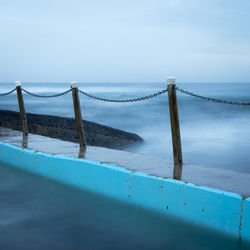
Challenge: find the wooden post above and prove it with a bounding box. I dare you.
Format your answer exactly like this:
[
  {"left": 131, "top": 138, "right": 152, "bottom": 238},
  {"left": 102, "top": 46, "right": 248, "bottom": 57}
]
[
  {"left": 71, "top": 82, "right": 87, "bottom": 158},
  {"left": 167, "top": 77, "right": 183, "bottom": 180},
  {"left": 15, "top": 81, "right": 28, "bottom": 148}
]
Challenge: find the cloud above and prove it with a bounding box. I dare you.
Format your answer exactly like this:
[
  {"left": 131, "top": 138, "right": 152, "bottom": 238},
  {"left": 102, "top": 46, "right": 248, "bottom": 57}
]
[{"left": 0, "top": 0, "right": 249, "bottom": 82}]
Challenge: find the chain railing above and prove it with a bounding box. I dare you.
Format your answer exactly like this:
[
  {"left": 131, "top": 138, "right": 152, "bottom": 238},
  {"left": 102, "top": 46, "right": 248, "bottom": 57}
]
[
  {"left": 2, "top": 85, "right": 250, "bottom": 106},
  {"left": 78, "top": 88, "right": 168, "bottom": 103},
  {"left": 175, "top": 87, "right": 250, "bottom": 106},
  {"left": 0, "top": 88, "right": 16, "bottom": 96},
  {"left": 21, "top": 88, "right": 72, "bottom": 98},
  {"left": 1, "top": 79, "right": 250, "bottom": 181},
  {"left": 0, "top": 87, "right": 168, "bottom": 102}
]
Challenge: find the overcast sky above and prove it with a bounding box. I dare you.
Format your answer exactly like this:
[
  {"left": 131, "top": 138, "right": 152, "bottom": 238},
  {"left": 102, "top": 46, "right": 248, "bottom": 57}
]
[{"left": 0, "top": 0, "right": 250, "bottom": 83}]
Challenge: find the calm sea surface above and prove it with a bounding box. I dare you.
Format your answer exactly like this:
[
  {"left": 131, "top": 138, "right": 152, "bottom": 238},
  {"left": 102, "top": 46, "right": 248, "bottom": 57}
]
[
  {"left": 0, "top": 163, "right": 248, "bottom": 250},
  {"left": 1, "top": 82, "right": 250, "bottom": 173}
]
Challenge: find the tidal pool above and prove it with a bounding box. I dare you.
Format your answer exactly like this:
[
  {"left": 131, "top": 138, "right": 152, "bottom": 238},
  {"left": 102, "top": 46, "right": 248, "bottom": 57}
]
[{"left": 0, "top": 163, "right": 249, "bottom": 250}]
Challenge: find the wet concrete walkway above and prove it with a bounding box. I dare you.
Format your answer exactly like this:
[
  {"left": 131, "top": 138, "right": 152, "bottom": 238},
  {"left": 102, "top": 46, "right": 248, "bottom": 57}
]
[{"left": 1, "top": 127, "right": 250, "bottom": 198}]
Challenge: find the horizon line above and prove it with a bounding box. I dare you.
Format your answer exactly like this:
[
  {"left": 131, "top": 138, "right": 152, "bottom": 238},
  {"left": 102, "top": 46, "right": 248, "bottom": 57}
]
[{"left": 0, "top": 81, "right": 250, "bottom": 84}]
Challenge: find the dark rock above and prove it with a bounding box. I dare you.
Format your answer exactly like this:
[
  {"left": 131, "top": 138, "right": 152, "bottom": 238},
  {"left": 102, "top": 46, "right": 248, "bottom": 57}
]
[{"left": 0, "top": 110, "right": 143, "bottom": 149}]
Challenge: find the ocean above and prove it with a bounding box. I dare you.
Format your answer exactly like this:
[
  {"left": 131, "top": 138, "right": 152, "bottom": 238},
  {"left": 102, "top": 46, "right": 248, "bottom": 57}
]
[{"left": 1, "top": 82, "right": 250, "bottom": 174}]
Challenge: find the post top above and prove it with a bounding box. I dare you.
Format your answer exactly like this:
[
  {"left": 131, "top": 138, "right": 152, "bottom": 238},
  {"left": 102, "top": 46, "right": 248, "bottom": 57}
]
[
  {"left": 15, "top": 80, "right": 21, "bottom": 87},
  {"left": 71, "top": 81, "right": 78, "bottom": 88},
  {"left": 167, "top": 77, "right": 176, "bottom": 85}
]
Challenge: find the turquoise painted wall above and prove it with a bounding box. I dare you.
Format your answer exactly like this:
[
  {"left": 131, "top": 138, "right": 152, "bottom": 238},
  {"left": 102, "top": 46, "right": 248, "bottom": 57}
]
[
  {"left": 0, "top": 142, "right": 248, "bottom": 241},
  {"left": 241, "top": 198, "right": 250, "bottom": 241}
]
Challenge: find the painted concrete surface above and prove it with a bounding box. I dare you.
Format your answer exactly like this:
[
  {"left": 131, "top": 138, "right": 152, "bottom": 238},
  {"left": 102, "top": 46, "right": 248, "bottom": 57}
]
[
  {"left": 1, "top": 127, "right": 250, "bottom": 197},
  {"left": 241, "top": 198, "right": 250, "bottom": 241},
  {"left": 129, "top": 173, "right": 242, "bottom": 237},
  {"left": 0, "top": 141, "right": 249, "bottom": 241}
]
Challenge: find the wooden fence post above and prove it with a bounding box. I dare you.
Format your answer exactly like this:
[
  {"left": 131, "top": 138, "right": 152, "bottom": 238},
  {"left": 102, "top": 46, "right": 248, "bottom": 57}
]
[
  {"left": 167, "top": 77, "right": 183, "bottom": 180},
  {"left": 71, "top": 82, "right": 87, "bottom": 158},
  {"left": 15, "top": 81, "right": 28, "bottom": 148}
]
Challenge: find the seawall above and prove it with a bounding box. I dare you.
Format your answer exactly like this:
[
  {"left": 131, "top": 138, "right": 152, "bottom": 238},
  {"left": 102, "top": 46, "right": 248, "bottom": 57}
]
[{"left": 0, "top": 142, "right": 249, "bottom": 242}]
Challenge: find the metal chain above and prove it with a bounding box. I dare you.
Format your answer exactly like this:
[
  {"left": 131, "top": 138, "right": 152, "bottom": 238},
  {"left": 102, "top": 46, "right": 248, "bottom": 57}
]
[
  {"left": 22, "top": 88, "right": 72, "bottom": 98},
  {"left": 0, "top": 88, "right": 16, "bottom": 96},
  {"left": 175, "top": 87, "right": 250, "bottom": 106},
  {"left": 3, "top": 85, "right": 249, "bottom": 107},
  {"left": 78, "top": 88, "right": 168, "bottom": 103}
]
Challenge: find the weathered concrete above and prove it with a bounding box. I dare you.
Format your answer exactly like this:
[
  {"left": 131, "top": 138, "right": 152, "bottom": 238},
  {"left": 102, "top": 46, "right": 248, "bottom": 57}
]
[
  {"left": 0, "top": 140, "right": 249, "bottom": 241},
  {"left": 0, "top": 110, "right": 143, "bottom": 149},
  {"left": 1, "top": 127, "right": 250, "bottom": 198},
  {"left": 241, "top": 198, "right": 250, "bottom": 241}
]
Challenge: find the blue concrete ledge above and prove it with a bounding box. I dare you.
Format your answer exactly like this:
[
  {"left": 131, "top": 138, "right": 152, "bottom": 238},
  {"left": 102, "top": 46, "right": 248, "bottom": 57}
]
[
  {"left": 241, "top": 198, "right": 250, "bottom": 241},
  {"left": 0, "top": 142, "right": 249, "bottom": 241}
]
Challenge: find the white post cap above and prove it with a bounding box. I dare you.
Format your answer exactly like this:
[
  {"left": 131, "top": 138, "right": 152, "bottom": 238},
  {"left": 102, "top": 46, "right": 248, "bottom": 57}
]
[
  {"left": 71, "top": 81, "right": 78, "bottom": 88},
  {"left": 15, "top": 80, "right": 21, "bottom": 87},
  {"left": 167, "top": 77, "right": 176, "bottom": 85}
]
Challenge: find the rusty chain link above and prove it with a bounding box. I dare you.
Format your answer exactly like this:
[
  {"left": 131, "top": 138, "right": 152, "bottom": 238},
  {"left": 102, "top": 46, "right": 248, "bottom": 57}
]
[
  {"left": 0, "top": 88, "right": 16, "bottom": 96},
  {"left": 175, "top": 87, "right": 250, "bottom": 106},
  {"left": 78, "top": 88, "right": 168, "bottom": 103},
  {"left": 22, "top": 88, "right": 72, "bottom": 98}
]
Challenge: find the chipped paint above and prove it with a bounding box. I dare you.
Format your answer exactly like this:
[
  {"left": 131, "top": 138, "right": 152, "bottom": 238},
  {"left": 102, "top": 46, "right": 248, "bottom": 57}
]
[
  {"left": 241, "top": 198, "right": 250, "bottom": 241},
  {"left": 0, "top": 142, "right": 249, "bottom": 242},
  {"left": 239, "top": 199, "right": 245, "bottom": 240}
]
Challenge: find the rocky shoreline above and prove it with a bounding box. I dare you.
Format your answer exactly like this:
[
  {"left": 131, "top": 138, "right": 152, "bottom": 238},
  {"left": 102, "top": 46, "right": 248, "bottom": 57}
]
[{"left": 0, "top": 110, "right": 143, "bottom": 149}]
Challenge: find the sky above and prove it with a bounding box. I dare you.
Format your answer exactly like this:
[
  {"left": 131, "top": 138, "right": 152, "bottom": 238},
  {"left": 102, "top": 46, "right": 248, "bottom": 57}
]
[{"left": 0, "top": 0, "right": 250, "bottom": 83}]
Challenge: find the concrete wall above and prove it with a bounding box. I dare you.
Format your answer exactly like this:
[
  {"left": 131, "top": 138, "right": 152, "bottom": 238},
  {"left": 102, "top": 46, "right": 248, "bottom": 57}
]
[
  {"left": 0, "top": 142, "right": 249, "bottom": 241},
  {"left": 241, "top": 198, "right": 250, "bottom": 241}
]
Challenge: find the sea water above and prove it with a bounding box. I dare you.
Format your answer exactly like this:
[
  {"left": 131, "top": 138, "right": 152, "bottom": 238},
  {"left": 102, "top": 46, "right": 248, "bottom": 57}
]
[
  {"left": 0, "top": 163, "right": 249, "bottom": 250},
  {"left": 1, "top": 82, "right": 250, "bottom": 174}
]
